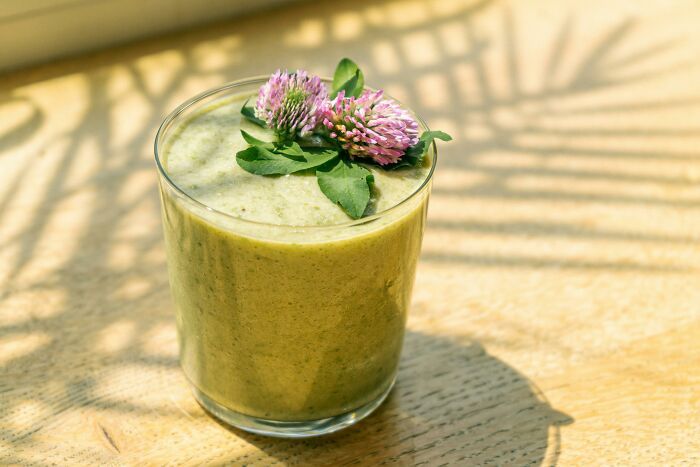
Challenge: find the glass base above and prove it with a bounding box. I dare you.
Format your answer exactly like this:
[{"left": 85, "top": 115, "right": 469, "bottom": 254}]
[{"left": 193, "top": 380, "right": 395, "bottom": 438}]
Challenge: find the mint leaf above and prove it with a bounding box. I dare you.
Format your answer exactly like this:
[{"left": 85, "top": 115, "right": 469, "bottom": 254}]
[
  {"left": 331, "top": 58, "right": 364, "bottom": 98},
  {"left": 389, "top": 130, "right": 452, "bottom": 170},
  {"left": 240, "top": 129, "right": 272, "bottom": 147},
  {"left": 237, "top": 145, "right": 339, "bottom": 175},
  {"left": 241, "top": 100, "right": 266, "bottom": 127},
  {"left": 317, "top": 159, "right": 374, "bottom": 219}
]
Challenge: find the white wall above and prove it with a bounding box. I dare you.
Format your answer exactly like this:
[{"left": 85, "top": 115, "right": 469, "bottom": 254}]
[{"left": 0, "top": 0, "right": 297, "bottom": 72}]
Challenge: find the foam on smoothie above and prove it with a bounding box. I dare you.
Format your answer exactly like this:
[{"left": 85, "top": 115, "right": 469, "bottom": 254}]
[{"left": 163, "top": 95, "right": 431, "bottom": 227}]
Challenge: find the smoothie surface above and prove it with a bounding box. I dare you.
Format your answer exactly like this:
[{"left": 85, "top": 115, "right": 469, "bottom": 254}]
[{"left": 163, "top": 94, "right": 432, "bottom": 227}]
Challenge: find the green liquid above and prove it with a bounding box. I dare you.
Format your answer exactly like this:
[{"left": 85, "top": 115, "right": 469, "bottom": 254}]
[{"left": 160, "top": 94, "right": 431, "bottom": 421}]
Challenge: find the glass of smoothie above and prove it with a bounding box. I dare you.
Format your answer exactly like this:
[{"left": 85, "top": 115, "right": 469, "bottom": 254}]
[{"left": 154, "top": 78, "right": 436, "bottom": 437}]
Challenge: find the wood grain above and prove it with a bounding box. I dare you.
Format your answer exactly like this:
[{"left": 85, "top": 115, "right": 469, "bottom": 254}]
[{"left": 1, "top": 0, "right": 700, "bottom": 465}]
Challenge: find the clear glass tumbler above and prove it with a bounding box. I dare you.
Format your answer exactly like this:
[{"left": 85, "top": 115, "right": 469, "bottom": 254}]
[{"left": 154, "top": 78, "right": 436, "bottom": 437}]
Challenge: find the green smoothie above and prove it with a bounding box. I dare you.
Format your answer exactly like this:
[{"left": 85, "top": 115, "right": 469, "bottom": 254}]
[{"left": 158, "top": 87, "right": 433, "bottom": 422}]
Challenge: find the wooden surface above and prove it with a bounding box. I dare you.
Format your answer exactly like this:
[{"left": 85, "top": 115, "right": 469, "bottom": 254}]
[{"left": 1, "top": 0, "right": 700, "bottom": 465}]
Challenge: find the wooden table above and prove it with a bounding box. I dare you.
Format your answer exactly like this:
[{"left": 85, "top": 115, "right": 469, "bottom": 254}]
[{"left": 2, "top": 0, "right": 699, "bottom": 464}]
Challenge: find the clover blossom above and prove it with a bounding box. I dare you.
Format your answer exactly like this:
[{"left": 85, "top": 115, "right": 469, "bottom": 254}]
[
  {"left": 255, "top": 70, "right": 327, "bottom": 140},
  {"left": 321, "top": 89, "right": 419, "bottom": 165}
]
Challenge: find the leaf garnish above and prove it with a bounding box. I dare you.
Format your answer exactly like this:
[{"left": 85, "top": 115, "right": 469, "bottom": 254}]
[
  {"left": 317, "top": 159, "right": 374, "bottom": 219},
  {"left": 236, "top": 144, "right": 339, "bottom": 175},
  {"left": 389, "top": 130, "right": 453, "bottom": 170},
  {"left": 241, "top": 99, "right": 266, "bottom": 127},
  {"left": 274, "top": 141, "right": 306, "bottom": 157},
  {"left": 331, "top": 58, "right": 364, "bottom": 98},
  {"left": 235, "top": 58, "right": 452, "bottom": 218},
  {"left": 421, "top": 130, "right": 453, "bottom": 146},
  {"left": 240, "top": 129, "right": 273, "bottom": 147}
]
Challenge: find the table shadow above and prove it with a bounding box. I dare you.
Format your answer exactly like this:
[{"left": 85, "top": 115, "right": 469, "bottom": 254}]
[{"left": 209, "top": 330, "right": 572, "bottom": 466}]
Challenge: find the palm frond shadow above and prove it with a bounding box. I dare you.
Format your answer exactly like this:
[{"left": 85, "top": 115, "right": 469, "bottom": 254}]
[
  {"left": 421, "top": 8, "right": 700, "bottom": 272},
  {"left": 0, "top": 0, "right": 697, "bottom": 464}
]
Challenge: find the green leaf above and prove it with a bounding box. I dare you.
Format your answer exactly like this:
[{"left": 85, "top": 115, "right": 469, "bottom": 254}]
[
  {"left": 333, "top": 58, "right": 354, "bottom": 88},
  {"left": 275, "top": 142, "right": 339, "bottom": 167},
  {"left": 334, "top": 70, "right": 362, "bottom": 99},
  {"left": 297, "top": 134, "right": 339, "bottom": 149},
  {"left": 391, "top": 140, "right": 426, "bottom": 170},
  {"left": 275, "top": 141, "right": 305, "bottom": 157},
  {"left": 241, "top": 100, "right": 266, "bottom": 127},
  {"left": 420, "top": 130, "right": 453, "bottom": 145},
  {"left": 240, "top": 129, "right": 272, "bottom": 147},
  {"left": 331, "top": 58, "right": 364, "bottom": 98},
  {"left": 236, "top": 145, "right": 339, "bottom": 175},
  {"left": 317, "top": 159, "right": 374, "bottom": 219},
  {"left": 389, "top": 130, "right": 453, "bottom": 170}
]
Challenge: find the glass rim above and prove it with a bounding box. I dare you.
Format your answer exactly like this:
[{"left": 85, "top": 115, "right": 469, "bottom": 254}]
[{"left": 153, "top": 76, "right": 438, "bottom": 230}]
